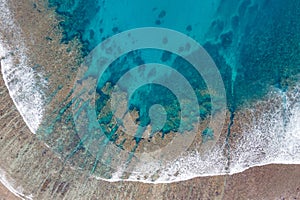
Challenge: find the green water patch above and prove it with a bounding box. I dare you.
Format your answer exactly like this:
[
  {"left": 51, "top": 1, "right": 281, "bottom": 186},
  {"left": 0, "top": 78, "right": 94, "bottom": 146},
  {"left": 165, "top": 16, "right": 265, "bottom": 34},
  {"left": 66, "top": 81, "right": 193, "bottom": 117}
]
[
  {"left": 42, "top": 0, "right": 300, "bottom": 178},
  {"left": 95, "top": 49, "right": 211, "bottom": 142}
]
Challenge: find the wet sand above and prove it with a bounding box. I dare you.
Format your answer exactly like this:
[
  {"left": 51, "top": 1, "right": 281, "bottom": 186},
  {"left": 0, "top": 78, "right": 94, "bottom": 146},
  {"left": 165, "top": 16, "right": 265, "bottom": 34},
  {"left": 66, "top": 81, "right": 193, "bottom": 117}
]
[
  {"left": 0, "top": 0, "right": 300, "bottom": 199},
  {"left": 0, "top": 183, "right": 19, "bottom": 200},
  {"left": 0, "top": 77, "right": 299, "bottom": 199}
]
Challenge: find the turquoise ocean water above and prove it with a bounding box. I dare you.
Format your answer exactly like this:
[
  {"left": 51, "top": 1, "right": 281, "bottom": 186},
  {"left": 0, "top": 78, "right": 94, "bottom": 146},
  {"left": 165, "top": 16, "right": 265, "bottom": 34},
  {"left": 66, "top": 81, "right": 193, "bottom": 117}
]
[
  {"left": 43, "top": 0, "right": 300, "bottom": 181},
  {"left": 49, "top": 0, "right": 300, "bottom": 107}
]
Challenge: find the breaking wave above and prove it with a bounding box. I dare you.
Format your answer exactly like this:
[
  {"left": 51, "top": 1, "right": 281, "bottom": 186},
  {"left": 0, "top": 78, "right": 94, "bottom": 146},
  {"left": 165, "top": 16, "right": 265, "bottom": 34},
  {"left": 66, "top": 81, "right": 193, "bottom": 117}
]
[
  {"left": 0, "top": 0, "right": 47, "bottom": 134},
  {"left": 0, "top": 0, "right": 299, "bottom": 184},
  {"left": 109, "top": 83, "right": 300, "bottom": 183}
]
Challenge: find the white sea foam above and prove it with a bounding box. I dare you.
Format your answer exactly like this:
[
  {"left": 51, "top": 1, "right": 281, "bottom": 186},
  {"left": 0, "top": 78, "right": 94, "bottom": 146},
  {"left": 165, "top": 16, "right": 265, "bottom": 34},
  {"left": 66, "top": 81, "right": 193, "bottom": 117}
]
[
  {"left": 229, "top": 85, "right": 300, "bottom": 174},
  {"left": 0, "top": 0, "right": 47, "bottom": 134},
  {"left": 166, "top": 84, "right": 300, "bottom": 182},
  {"left": 97, "top": 83, "right": 300, "bottom": 183},
  {"left": 0, "top": 1, "right": 46, "bottom": 198},
  {"left": 0, "top": 168, "right": 33, "bottom": 200},
  {"left": 0, "top": 0, "right": 299, "bottom": 188}
]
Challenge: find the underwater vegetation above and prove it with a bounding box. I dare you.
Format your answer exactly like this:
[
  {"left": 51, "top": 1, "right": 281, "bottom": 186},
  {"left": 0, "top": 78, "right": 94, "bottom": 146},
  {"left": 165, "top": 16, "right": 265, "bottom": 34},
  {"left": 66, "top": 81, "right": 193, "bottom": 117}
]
[{"left": 41, "top": 0, "right": 300, "bottom": 180}]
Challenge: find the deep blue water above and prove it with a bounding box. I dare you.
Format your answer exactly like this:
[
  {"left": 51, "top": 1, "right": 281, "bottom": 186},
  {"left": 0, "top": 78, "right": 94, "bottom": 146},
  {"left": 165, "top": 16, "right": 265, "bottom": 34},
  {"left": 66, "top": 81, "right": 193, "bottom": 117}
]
[{"left": 45, "top": 0, "right": 300, "bottom": 177}]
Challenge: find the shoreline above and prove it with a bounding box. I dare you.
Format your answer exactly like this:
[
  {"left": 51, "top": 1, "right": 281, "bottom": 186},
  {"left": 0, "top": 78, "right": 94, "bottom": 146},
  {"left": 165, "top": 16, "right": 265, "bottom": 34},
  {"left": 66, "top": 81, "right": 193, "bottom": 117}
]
[
  {"left": 0, "top": 168, "right": 32, "bottom": 200},
  {"left": 0, "top": 0, "right": 46, "bottom": 134},
  {"left": 1, "top": 0, "right": 300, "bottom": 182},
  {"left": 1, "top": 0, "right": 300, "bottom": 198}
]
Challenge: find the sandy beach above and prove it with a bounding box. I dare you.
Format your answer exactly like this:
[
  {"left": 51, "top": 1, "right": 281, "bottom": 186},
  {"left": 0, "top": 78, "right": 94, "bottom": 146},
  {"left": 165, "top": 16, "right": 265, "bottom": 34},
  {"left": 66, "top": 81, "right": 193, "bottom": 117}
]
[{"left": 0, "top": 0, "right": 300, "bottom": 199}]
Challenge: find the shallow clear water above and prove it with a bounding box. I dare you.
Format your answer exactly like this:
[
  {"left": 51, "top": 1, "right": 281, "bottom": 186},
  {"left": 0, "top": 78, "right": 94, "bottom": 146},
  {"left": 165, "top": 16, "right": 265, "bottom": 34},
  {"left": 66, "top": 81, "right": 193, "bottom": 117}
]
[
  {"left": 4, "top": 0, "right": 297, "bottom": 182},
  {"left": 49, "top": 0, "right": 300, "bottom": 106}
]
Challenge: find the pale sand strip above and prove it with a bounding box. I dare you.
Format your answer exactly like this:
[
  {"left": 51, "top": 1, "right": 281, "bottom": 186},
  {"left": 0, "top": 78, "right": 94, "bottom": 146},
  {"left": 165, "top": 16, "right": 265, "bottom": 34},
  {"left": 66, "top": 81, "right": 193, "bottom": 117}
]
[{"left": 0, "top": 0, "right": 299, "bottom": 199}]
